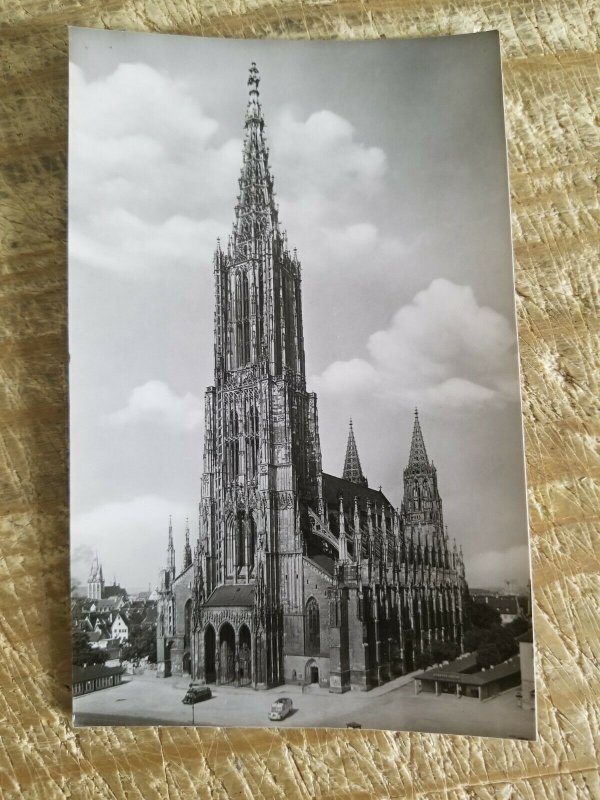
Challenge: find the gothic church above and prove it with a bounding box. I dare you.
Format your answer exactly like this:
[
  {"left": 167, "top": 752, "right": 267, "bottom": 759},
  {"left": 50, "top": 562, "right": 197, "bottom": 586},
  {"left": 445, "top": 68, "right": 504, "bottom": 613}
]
[{"left": 157, "top": 64, "right": 468, "bottom": 692}]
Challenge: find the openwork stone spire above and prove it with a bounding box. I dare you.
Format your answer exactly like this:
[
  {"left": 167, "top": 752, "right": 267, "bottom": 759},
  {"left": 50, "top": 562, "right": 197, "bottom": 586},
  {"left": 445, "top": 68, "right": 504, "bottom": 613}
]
[
  {"left": 342, "top": 419, "right": 368, "bottom": 487},
  {"left": 234, "top": 62, "right": 278, "bottom": 244},
  {"left": 183, "top": 518, "right": 192, "bottom": 571},
  {"left": 167, "top": 515, "right": 175, "bottom": 574},
  {"left": 408, "top": 408, "right": 429, "bottom": 471}
]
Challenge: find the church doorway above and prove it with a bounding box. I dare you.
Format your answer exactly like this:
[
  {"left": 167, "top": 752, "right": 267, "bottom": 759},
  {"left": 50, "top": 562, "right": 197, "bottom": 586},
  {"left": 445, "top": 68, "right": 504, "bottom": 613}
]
[
  {"left": 182, "top": 652, "right": 191, "bottom": 676},
  {"left": 219, "top": 623, "right": 236, "bottom": 685},
  {"left": 238, "top": 624, "right": 252, "bottom": 686},
  {"left": 305, "top": 659, "right": 319, "bottom": 685},
  {"left": 204, "top": 625, "right": 216, "bottom": 683}
]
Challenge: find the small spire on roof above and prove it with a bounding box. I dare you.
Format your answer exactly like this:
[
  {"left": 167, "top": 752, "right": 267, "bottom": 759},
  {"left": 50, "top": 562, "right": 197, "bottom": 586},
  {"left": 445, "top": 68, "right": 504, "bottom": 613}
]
[{"left": 342, "top": 418, "right": 368, "bottom": 487}]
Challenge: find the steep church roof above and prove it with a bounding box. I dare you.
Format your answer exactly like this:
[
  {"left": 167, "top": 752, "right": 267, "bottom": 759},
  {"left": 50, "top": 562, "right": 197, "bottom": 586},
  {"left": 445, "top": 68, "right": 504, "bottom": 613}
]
[
  {"left": 407, "top": 408, "right": 430, "bottom": 471},
  {"left": 322, "top": 473, "right": 391, "bottom": 510},
  {"left": 342, "top": 419, "right": 368, "bottom": 487}
]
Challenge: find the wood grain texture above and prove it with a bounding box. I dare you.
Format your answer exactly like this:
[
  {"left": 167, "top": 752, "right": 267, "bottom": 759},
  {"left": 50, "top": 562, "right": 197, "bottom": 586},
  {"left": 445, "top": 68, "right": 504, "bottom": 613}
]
[{"left": 0, "top": 1, "right": 598, "bottom": 797}]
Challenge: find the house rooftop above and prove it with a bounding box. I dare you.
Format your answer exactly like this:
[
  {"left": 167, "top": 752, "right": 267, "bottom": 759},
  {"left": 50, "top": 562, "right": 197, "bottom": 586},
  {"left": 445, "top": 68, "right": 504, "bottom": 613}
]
[{"left": 72, "top": 664, "right": 123, "bottom": 684}]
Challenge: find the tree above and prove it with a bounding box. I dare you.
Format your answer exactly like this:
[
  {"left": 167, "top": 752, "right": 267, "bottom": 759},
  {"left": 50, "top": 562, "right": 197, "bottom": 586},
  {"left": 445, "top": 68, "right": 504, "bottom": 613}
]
[
  {"left": 476, "top": 642, "right": 501, "bottom": 669},
  {"left": 72, "top": 630, "right": 108, "bottom": 667},
  {"left": 468, "top": 599, "right": 502, "bottom": 629},
  {"left": 505, "top": 616, "right": 529, "bottom": 637},
  {"left": 463, "top": 627, "right": 488, "bottom": 653},
  {"left": 122, "top": 624, "right": 157, "bottom": 664},
  {"left": 430, "top": 639, "right": 460, "bottom": 664}
]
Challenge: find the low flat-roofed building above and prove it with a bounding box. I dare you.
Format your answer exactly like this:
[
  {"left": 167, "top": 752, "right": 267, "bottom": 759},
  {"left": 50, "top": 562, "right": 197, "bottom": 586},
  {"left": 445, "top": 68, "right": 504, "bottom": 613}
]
[
  {"left": 72, "top": 664, "right": 123, "bottom": 697},
  {"left": 516, "top": 630, "right": 535, "bottom": 710},
  {"left": 414, "top": 653, "right": 521, "bottom": 700}
]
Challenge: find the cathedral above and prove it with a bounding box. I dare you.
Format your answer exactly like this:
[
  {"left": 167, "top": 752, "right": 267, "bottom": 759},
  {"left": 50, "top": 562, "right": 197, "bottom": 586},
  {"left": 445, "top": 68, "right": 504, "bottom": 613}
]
[{"left": 156, "top": 64, "right": 468, "bottom": 692}]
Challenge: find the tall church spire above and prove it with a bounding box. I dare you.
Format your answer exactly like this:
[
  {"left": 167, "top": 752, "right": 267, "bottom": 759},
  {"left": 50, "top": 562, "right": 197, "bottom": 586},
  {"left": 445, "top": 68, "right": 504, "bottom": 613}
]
[
  {"left": 408, "top": 408, "right": 429, "bottom": 471},
  {"left": 342, "top": 419, "right": 368, "bottom": 487},
  {"left": 234, "top": 62, "right": 278, "bottom": 242}
]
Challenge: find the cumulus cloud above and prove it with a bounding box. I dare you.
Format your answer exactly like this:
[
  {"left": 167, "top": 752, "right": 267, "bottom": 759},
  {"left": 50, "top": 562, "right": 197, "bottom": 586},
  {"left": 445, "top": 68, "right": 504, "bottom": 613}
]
[
  {"left": 109, "top": 380, "right": 204, "bottom": 431},
  {"left": 467, "top": 544, "right": 531, "bottom": 590},
  {"left": 69, "top": 62, "right": 237, "bottom": 278},
  {"left": 272, "top": 108, "right": 386, "bottom": 200},
  {"left": 70, "top": 210, "right": 224, "bottom": 278},
  {"left": 311, "top": 279, "right": 519, "bottom": 411},
  {"left": 69, "top": 62, "right": 400, "bottom": 283},
  {"left": 70, "top": 495, "right": 191, "bottom": 588}
]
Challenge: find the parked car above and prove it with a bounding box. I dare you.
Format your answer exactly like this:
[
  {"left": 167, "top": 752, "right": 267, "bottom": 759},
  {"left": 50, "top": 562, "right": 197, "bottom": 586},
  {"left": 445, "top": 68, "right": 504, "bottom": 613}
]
[
  {"left": 346, "top": 722, "right": 362, "bottom": 729},
  {"left": 182, "top": 683, "right": 212, "bottom": 704},
  {"left": 268, "top": 697, "right": 293, "bottom": 721}
]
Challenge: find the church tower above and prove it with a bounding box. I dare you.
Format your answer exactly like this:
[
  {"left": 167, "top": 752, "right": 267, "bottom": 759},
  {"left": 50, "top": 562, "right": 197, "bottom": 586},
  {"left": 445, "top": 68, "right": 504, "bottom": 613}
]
[
  {"left": 401, "top": 409, "right": 444, "bottom": 538},
  {"left": 197, "top": 63, "right": 323, "bottom": 688},
  {"left": 87, "top": 553, "right": 104, "bottom": 600}
]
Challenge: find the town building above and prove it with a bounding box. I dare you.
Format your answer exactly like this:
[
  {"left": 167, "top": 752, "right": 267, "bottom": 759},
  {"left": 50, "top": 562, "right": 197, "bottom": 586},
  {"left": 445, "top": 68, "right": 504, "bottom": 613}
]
[
  {"left": 516, "top": 629, "right": 535, "bottom": 710},
  {"left": 413, "top": 652, "right": 522, "bottom": 701},
  {"left": 471, "top": 592, "right": 530, "bottom": 624},
  {"left": 72, "top": 664, "right": 124, "bottom": 696},
  {"left": 156, "top": 64, "right": 469, "bottom": 692}
]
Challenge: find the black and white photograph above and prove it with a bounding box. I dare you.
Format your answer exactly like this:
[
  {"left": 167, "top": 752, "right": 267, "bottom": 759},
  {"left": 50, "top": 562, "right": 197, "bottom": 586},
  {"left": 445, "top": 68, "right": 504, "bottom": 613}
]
[{"left": 69, "top": 28, "right": 535, "bottom": 738}]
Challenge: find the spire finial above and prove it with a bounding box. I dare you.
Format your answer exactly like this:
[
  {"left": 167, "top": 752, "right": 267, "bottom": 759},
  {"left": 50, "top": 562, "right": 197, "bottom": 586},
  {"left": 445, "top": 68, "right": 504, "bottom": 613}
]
[{"left": 248, "top": 61, "right": 260, "bottom": 94}]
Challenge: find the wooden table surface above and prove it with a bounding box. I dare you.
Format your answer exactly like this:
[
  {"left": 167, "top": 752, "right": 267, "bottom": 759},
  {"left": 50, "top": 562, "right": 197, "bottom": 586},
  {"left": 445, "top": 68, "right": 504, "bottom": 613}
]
[{"left": 1, "top": 2, "right": 598, "bottom": 798}]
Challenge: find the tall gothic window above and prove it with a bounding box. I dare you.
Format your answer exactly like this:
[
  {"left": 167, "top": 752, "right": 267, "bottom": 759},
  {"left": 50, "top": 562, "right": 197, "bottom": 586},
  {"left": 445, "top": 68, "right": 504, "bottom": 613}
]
[
  {"left": 245, "top": 401, "right": 259, "bottom": 480},
  {"left": 248, "top": 514, "right": 256, "bottom": 569},
  {"left": 305, "top": 597, "right": 320, "bottom": 656},
  {"left": 225, "top": 405, "right": 240, "bottom": 484},
  {"left": 235, "top": 270, "right": 251, "bottom": 367},
  {"left": 184, "top": 599, "right": 192, "bottom": 649},
  {"left": 226, "top": 516, "right": 235, "bottom": 576},
  {"left": 236, "top": 511, "right": 245, "bottom": 567}
]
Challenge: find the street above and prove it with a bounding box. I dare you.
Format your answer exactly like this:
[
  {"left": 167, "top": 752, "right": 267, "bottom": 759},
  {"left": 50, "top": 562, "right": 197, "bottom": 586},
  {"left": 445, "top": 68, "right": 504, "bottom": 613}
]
[{"left": 74, "top": 671, "right": 535, "bottom": 739}]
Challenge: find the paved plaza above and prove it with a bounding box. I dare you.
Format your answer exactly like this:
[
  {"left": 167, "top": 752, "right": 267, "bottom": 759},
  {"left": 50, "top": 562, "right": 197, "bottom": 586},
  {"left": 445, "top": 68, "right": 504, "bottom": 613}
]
[{"left": 74, "top": 671, "right": 535, "bottom": 739}]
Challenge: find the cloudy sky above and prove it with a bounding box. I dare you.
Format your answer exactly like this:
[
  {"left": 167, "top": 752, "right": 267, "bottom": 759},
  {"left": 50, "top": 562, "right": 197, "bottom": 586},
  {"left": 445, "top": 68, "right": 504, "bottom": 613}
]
[{"left": 69, "top": 28, "right": 530, "bottom": 593}]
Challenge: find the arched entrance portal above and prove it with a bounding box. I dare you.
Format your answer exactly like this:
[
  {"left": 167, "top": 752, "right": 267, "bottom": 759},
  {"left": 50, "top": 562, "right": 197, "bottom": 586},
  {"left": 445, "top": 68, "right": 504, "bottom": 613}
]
[
  {"left": 305, "top": 659, "right": 319, "bottom": 685},
  {"left": 204, "top": 625, "right": 216, "bottom": 683},
  {"left": 182, "top": 652, "right": 191, "bottom": 675},
  {"left": 238, "top": 624, "right": 252, "bottom": 686},
  {"left": 219, "top": 623, "right": 236, "bottom": 685}
]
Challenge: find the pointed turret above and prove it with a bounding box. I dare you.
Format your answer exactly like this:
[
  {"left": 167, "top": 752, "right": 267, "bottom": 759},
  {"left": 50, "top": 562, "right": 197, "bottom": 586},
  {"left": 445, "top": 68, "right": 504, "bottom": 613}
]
[
  {"left": 183, "top": 518, "right": 192, "bottom": 571},
  {"left": 167, "top": 515, "right": 176, "bottom": 576},
  {"left": 407, "top": 408, "right": 429, "bottom": 471},
  {"left": 342, "top": 419, "right": 368, "bottom": 487}
]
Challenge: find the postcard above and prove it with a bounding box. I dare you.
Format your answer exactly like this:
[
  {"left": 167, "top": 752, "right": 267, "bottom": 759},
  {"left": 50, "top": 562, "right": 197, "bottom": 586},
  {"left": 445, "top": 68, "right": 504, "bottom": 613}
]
[{"left": 69, "top": 28, "right": 535, "bottom": 738}]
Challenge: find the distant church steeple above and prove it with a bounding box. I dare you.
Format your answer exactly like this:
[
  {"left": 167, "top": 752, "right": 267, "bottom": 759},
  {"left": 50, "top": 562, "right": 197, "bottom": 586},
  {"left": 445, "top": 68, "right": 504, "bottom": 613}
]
[
  {"left": 342, "top": 419, "right": 368, "bottom": 487},
  {"left": 87, "top": 553, "right": 104, "bottom": 600}
]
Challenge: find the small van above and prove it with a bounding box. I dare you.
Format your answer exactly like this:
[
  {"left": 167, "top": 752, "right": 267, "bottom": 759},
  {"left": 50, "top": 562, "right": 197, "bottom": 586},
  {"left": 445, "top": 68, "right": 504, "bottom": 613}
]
[
  {"left": 268, "top": 697, "right": 293, "bottom": 721},
  {"left": 182, "top": 682, "right": 212, "bottom": 704}
]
